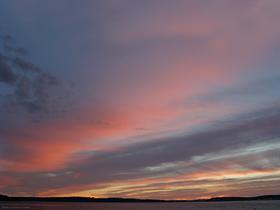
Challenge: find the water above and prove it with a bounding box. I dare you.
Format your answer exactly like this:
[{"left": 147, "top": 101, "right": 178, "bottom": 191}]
[{"left": 1, "top": 201, "right": 280, "bottom": 210}]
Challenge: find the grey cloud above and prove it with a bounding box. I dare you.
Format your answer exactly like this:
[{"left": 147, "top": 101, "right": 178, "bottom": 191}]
[
  {"left": 75, "top": 106, "right": 280, "bottom": 180},
  {"left": 187, "top": 75, "right": 280, "bottom": 107},
  {"left": 1, "top": 34, "right": 27, "bottom": 55},
  {"left": 2, "top": 34, "right": 13, "bottom": 49},
  {"left": 14, "top": 57, "right": 41, "bottom": 72},
  {"left": 0, "top": 32, "right": 61, "bottom": 113},
  {"left": 7, "top": 106, "right": 280, "bottom": 196},
  {"left": 0, "top": 57, "right": 17, "bottom": 84}
]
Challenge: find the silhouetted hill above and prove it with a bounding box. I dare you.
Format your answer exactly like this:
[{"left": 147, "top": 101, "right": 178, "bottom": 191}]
[
  {"left": 205, "top": 195, "right": 280, "bottom": 202},
  {"left": 0, "top": 194, "right": 280, "bottom": 202},
  {"left": 0, "top": 195, "right": 161, "bottom": 203}
]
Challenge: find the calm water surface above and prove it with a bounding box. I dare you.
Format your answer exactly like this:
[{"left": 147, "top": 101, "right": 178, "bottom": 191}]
[{"left": 1, "top": 201, "right": 280, "bottom": 210}]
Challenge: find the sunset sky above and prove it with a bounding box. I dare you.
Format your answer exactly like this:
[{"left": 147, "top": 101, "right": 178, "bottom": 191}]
[{"left": 0, "top": 0, "right": 280, "bottom": 200}]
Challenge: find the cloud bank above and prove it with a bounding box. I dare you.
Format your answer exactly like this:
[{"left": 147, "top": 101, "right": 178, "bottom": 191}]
[{"left": 0, "top": 0, "right": 280, "bottom": 199}]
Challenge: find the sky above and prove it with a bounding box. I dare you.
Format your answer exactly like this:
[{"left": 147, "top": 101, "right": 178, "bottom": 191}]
[{"left": 0, "top": 0, "right": 280, "bottom": 200}]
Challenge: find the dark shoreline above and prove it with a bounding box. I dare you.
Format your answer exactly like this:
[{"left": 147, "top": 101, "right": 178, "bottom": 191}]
[{"left": 1, "top": 194, "right": 280, "bottom": 203}]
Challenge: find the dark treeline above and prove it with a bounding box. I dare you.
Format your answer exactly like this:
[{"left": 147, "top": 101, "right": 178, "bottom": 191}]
[{"left": 0, "top": 194, "right": 280, "bottom": 203}]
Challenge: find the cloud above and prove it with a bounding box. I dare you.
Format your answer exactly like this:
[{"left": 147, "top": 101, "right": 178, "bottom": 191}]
[
  {"left": 1, "top": 0, "right": 280, "bottom": 199},
  {"left": 2, "top": 106, "right": 279, "bottom": 198},
  {"left": 14, "top": 57, "right": 41, "bottom": 72},
  {"left": 0, "top": 56, "right": 17, "bottom": 84},
  {"left": 0, "top": 32, "right": 61, "bottom": 113}
]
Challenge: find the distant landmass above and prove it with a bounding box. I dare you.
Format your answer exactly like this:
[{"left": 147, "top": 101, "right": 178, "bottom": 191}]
[{"left": 0, "top": 194, "right": 280, "bottom": 203}]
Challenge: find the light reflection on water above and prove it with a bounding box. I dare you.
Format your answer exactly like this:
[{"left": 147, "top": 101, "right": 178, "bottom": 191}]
[{"left": 1, "top": 201, "right": 280, "bottom": 210}]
